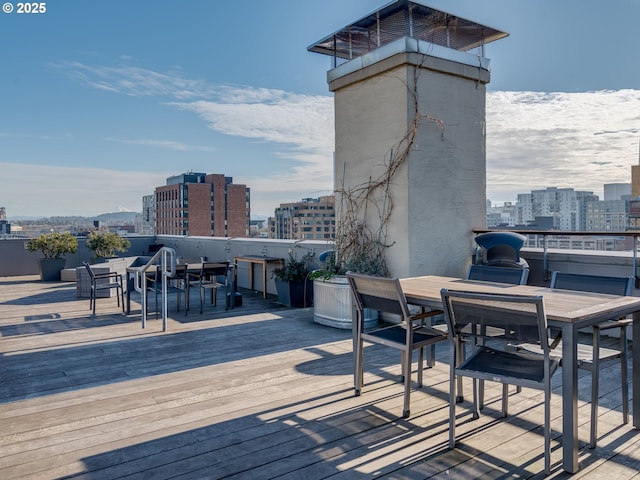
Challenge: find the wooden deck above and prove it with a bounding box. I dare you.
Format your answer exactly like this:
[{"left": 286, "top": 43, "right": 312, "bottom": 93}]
[{"left": 1, "top": 276, "right": 640, "bottom": 479}]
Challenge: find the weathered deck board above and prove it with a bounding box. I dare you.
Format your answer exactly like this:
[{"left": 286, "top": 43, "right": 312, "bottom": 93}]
[{"left": 1, "top": 276, "right": 640, "bottom": 479}]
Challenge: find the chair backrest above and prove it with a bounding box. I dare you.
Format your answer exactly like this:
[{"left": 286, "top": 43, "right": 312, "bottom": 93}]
[
  {"left": 177, "top": 256, "right": 206, "bottom": 265},
  {"left": 200, "top": 262, "right": 229, "bottom": 282},
  {"left": 441, "top": 289, "right": 549, "bottom": 350},
  {"left": 466, "top": 264, "right": 529, "bottom": 285},
  {"left": 347, "top": 273, "right": 410, "bottom": 320},
  {"left": 173, "top": 264, "right": 188, "bottom": 278},
  {"left": 83, "top": 261, "right": 95, "bottom": 281},
  {"left": 550, "top": 272, "right": 633, "bottom": 296},
  {"left": 474, "top": 231, "right": 527, "bottom": 267}
]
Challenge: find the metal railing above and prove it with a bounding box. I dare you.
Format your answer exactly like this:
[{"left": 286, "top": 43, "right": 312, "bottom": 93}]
[{"left": 132, "top": 246, "right": 176, "bottom": 331}]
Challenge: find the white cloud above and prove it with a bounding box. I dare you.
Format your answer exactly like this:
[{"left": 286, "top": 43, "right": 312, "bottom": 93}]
[
  {"left": 169, "top": 95, "right": 334, "bottom": 159},
  {"left": 486, "top": 89, "right": 640, "bottom": 203},
  {"left": 167, "top": 92, "right": 336, "bottom": 216}
]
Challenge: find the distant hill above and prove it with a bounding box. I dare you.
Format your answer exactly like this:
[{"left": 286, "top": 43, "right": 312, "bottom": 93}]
[
  {"left": 12, "top": 212, "right": 140, "bottom": 226},
  {"left": 95, "top": 211, "right": 139, "bottom": 224}
]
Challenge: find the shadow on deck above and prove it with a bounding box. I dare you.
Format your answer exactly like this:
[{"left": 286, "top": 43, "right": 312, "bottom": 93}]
[{"left": 1, "top": 276, "right": 639, "bottom": 479}]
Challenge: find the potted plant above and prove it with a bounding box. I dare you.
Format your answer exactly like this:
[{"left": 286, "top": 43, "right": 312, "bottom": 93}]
[
  {"left": 26, "top": 231, "right": 78, "bottom": 281},
  {"left": 271, "top": 251, "right": 313, "bottom": 308},
  {"left": 310, "top": 249, "right": 379, "bottom": 329},
  {"left": 87, "top": 231, "right": 131, "bottom": 262}
]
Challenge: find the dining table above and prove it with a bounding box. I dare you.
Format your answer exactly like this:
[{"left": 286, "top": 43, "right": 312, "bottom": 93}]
[{"left": 399, "top": 275, "right": 640, "bottom": 474}]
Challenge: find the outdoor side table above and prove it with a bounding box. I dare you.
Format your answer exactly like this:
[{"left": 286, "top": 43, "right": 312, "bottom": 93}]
[{"left": 234, "top": 255, "right": 284, "bottom": 298}]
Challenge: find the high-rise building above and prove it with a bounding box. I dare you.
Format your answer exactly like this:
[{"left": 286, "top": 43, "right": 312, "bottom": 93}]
[
  {"left": 628, "top": 141, "right": 640, "bottom": 230},
  {"left": 0, "top": 207, "right": 10, "bottom": 236},
  {"left": 270, "top": 196, "right": 335, "bottom": 240},
  {"left": 586, "top": 198, "right": 629, "bottom": 231},
  {"left": 154, "top": 172, "right": 250, "bottom": 237},
  {"left": 516, "top": 187, "right": 598, "bottom": 230},
  {"left": 604, "top": 183, "right": 631, "bottom": 201},
  {"left": 632, "top": 139, "right": 640, "bottom": 197},
  {"left": 140, "top": 194, "right": 155, "bottom": 235}
]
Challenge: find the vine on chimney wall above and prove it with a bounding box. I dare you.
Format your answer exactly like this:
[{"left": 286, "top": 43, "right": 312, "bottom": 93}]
[{"left": 333, "top": 62, "right": 445, "bottom": 275}]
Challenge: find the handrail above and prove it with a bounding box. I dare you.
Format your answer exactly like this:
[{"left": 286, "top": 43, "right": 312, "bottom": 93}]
[
  {"left": 133, "top": 246, "right": 176, "bottom": 331},
  {"left": 472, "top": 229, "right": 640, "bottom": 285}
]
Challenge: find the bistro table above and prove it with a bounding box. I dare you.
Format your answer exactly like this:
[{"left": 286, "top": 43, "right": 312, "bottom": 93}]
[
  {"left": 126, "top": 262, "right": 236, "bottom": 314},
  {"left": 399, "top": 275, "right": 640, "bottom": 474}
]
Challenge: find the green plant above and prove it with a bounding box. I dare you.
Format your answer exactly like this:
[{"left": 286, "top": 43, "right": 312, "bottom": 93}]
[
  {"left": 272, "top": 251, "right": 311, "bottom": 282},
  {"left": 86, "top": 231, "right": 131, "bottom": 258},
  {"left": 308, "top": 250, "right": 344, "bottom": 281},
  {"left": 26, "top": 232, "right": 78, "bottom": 259},
  {"left": 309, "top": 239, "right": 385, "bottom": 281}
]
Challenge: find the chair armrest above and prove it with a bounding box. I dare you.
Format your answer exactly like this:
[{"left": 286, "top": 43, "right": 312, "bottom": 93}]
[
  {"left": 187, "top": 272, "right": 201, "bottom": 282},
  {"left": 595, "top": 318, "right": 632, "bottom": 332},
  {"left": 93, "top": 271, "right": 121, "bottom": 281}
]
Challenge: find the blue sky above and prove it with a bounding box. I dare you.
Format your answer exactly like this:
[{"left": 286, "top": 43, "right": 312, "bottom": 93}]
[{"left": 1, "top": 0, "right": 640, "bottom": 218}]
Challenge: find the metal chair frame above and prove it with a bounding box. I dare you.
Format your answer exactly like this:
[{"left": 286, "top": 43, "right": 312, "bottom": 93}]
[
  {"left": 549, "top": 271, "right": 633, "bottom": 448},
  {"left": 187, "top": 262, "right": 230, "bottom": 314},
  {"left": 171, "top": 264, "right": 189, "bottom": 312},
  {"left": 441, "top": 289, "right": 559, "bottom": 474},
  {"left": 348, "top": 272, "right": 447, "bottom": 418},
  {"left": 83, "top": 261, "right": 125, "bottom": 316},
  {"left": 461, "top": 264, "right": 530, "bottom": 406}
]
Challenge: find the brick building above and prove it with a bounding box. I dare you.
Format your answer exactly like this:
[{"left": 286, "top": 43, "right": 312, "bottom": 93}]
[{"left": 155, "top": 172, "right": 250, "bottom": 237}]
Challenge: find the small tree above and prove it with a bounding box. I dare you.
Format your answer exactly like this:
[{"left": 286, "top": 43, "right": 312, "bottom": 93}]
[
  {"left": 86, "top": 231, "right": 131, "bottom": 258},
  {"left": 26, "top": 232, "right": 78, "bottom": 259}
]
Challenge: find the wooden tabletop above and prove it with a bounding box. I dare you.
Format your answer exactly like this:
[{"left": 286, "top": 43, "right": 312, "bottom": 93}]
[{"left": 400, "top": 275, "right": 640, "bottom": 324}]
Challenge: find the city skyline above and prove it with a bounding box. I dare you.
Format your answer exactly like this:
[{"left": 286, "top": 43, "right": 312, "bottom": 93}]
[{"left": 2, "top": 0, "right": 640, "bottom": 218}]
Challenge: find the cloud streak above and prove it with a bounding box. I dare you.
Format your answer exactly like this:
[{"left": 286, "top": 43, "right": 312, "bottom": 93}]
[
  {"left": 52, "top": 61, "right": 217, "bottom": 99},
  {"left": 105, "top": 137, "right": 216, "bottom": 152}
]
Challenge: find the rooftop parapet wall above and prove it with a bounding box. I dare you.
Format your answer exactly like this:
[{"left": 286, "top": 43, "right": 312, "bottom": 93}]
[{"left": 2, "top": 235, "right": 639, "bottom": 293}]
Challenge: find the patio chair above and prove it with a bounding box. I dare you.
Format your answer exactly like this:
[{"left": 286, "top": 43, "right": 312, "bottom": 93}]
[
  {"left": 441, "top": 289, "right": 559, "bottom": 474},
  {"left": 465, "top": 264, "right": 530, "bottom": 405},
  {"left": 83, "top": 262, "right": 125, "bottom": 316},
  {"left": 187, "top": 262, "right": 230, "bottom": 314},
  {"left": 171, "top": 264, "right": 189, "bottom": 312},
  {"left": 138, "top": 266, "right": 163, "bottom": 319},
  {"left": 466, "top": 264, "right": 529, "bottom": 285},
  {"left": 347, "top": 272, "right": 447, "bottom": 418},
  {"left": 523, "top": 272, "right": 633, "bottom": 448},
  {"left": 175, "top": 257, "right": 205, "bottom": 312}
]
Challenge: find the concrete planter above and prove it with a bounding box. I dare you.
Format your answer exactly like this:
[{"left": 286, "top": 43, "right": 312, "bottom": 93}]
[
  {"left": 274, "top": 278, "right": 313, "bottom": 308},
  {"left": 313, "top": 276, "right": 378, "bottom": 329},
  {"left": 37, "top": 258, "right": 66, "bottom": 282}
]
